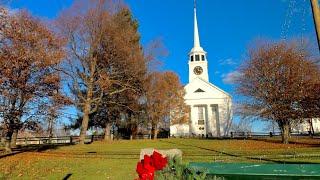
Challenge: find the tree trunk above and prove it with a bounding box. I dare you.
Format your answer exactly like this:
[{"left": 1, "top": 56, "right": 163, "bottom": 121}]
[
  {"left": 5, "top": 139, "right": 12, "bottom": 153},
  {"left": 131, "top": 124, "right": 137, "bottom": 140},
  {"left": 79, "top": 102, "right": 90, "bottom": 145},
  {"left": 309, "top": 119, "right": 315, "bottom": 136},
  {"left": 153, "top": 129, "right": 158, "bottom": 139},
  {"left": 281, "top": 122, "right": 290, "bottom": 144},
  {"left": 104, "top": 122, "right": 112, "bottom": 141},
  {"left": 152, "top": 125, "right": 158, "bottom": 140},
  {"left": 48, "top": 118, "right": 53, "bottom": 143},
  {"left": 0, "top": 137, "right": 4, "bottom": 146},
  {"left": 10, "top": 129, "right": 18, "bottom": 148},
  {"left": 11, "top": 114, "right": 22, "bottom": 148},
  {"left": 4, "top": 130, "right": 13, "bottom": 153}
]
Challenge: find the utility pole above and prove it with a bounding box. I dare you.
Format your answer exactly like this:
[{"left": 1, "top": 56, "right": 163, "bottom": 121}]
[{"left": 310, "top": 0, "right": 320, "bottom": 51}]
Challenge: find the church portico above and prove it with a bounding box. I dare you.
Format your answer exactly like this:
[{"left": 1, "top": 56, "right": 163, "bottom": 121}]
[
  {"left": 170, "top": 0, "right": 232, "bottom": 137},
  {"left": 187, "top": 100, "right": 230, "bottom": 137}
]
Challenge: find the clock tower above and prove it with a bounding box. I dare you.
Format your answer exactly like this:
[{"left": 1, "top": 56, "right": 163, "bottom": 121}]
[{"left": 188, "top": 1, "right": 209, "bottom": 82}]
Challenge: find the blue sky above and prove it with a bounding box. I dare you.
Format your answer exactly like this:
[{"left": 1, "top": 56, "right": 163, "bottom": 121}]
[{"left": 9, "top": 0, "right": 319, "bottom": 131}]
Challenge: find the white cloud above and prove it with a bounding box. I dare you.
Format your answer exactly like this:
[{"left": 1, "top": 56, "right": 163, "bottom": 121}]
[
  {"left": 219, "top": 58, "right": 237, "bottom": 66},
  {"left": 222, "top": 71, "right": 242, "bottom": 84}
]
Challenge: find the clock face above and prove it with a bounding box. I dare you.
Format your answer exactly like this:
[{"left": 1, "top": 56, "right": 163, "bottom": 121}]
[{"left": 193, "top": 66, "right": 203, "bottom": 75}]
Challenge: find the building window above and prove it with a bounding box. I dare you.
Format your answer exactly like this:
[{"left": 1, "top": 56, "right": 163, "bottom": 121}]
[
  {"left": 190, "top": 55, "right": 194, "bottom": 62},
  {"left": 194, "top": 88, "right": 205, "bottom": 93},
  {"left": 198, "top": 106, "right": 204, "bottom": 125},
  {"left": 195, "top": 55, "right": 200, "bottom": 61},
  {"left": 201, "top": 55, "right": 205, "bottom": 61}
]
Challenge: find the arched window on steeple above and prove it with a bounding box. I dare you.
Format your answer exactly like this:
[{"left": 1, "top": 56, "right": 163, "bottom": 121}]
[{"left": 195, "top": 55, "right": 200, "bottom": 61}]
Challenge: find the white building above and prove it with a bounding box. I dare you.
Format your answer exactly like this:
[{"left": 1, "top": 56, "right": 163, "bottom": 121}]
[
  {"left": 170, "top": 2, "right": 232, "bottom": 137},
  {"left": 295, "top": 118, "right": 320, "bottom": 134}
]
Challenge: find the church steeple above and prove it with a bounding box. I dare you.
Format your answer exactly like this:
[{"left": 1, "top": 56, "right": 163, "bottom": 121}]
[
  {"left": 189, "top": 0, "right": 209, "bottom": 82},
  {"left": 190, "top": 0, "right": 205, "bottom": 54},
  {"left": 193, "top": 1, "right": 201, "bottom": 48}
]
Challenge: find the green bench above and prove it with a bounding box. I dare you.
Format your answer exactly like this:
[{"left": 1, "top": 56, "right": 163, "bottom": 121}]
[{"left": 189, "top": 162, "right": 320, "bottom": 180}]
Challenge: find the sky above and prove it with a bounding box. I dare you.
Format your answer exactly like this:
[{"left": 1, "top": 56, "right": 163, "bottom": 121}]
[{"left": 8, "top": 0, "right": 320, "bottom": 132}]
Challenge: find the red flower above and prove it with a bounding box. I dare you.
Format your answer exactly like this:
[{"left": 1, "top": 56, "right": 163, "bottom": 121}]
[
  {"left": 136, "top": 155, "right": 155, "bottom": 180},
  {"left": 151, "top": 151, "right": 168, "bottom": 171},
  {"left": 143, "top": 155, "right": 154, "bottom": 168},
  {"left": 136, "top": 151, "right": 168, "bottom": 180}
]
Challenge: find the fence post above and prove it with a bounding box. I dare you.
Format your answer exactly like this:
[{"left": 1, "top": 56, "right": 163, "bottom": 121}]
[
  {"left": 91, "top": 135, "right": 94, "bottom": 143},
  {"left": 230, "top": 132, "right": 233, "bottom": 138},
  {"left": 25, "top": 137, "right": 27, "bottom": 145},
  {"left": 70, "top": 136, "right": 73, "bottom": 145}
]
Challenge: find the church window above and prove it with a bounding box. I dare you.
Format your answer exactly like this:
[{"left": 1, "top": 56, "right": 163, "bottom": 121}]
[
  {"left": 190, "top": 55, "right": 194, "bottom": 62},
  {"left": 195, "top": 55, "right": 200, "bottom": 61},
  {"left": 201, "top": 55, "right": 205, "bottom": 61},
  {"left": 194, "top": 88, "right": 205, "bottom": 93},
  {"left": 197, "top": 107, "right": 204, "bottom": 125}
]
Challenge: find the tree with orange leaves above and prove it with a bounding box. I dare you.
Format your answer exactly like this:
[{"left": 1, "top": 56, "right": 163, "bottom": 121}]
[
  {"left": 145, "top": 71, "right": 187, "bottom": 139},
  {"left": 56, "top": 0, "right": 147, "bottom": 144},
  {"left": 0, "top": 8, "right": 65, "bottom": 152},
  {"left": 236, "top": 41, "right": 320, "bottom": 144}
]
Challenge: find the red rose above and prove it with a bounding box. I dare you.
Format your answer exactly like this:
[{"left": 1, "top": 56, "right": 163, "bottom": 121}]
[
  {"left": 136, "top": 155, "right": 155, "bottom": 180},
  {"left": 151, "top": 151, "right": 168, "bottom": 170},
  {"left": 135, "top": 151, "right": 168, "bottom": 180}
]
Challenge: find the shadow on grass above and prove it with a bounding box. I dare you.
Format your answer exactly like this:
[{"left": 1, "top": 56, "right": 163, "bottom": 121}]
[
  {"left": 62, "top": 173, "right": 72, "bottom": 180},
  {"left": 250, "top": 138, "right": 320, "bottom": 147},
  {"left": 161, "top": 139, "right": 320, "bottom": 164},
  {"left": 0, "top": 143, "right": 74, "bottom": 159},
  {"left": 195, "top": 136, "right": 320, "bottom": 147}
]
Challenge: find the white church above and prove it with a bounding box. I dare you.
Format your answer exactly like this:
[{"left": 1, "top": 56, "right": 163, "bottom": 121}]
[{"left": 170, "top": 2, "right": 232, "bottom": 137}]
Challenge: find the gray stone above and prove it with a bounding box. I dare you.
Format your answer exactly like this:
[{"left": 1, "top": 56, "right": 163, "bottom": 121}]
[{"left": 139, "top": 148, "right": 182, "bottom": 160}]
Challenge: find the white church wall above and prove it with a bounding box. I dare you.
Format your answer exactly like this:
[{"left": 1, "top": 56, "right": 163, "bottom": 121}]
[
  {"left": 170, "top": 124, "right": 189, "bottom": 137},
  {"left": 296, "top": 118, "right": 320, "bottom": 133},
  {"left": 207, "top": 105, "right": 216, "bottom": 137},
  {"left": 218, "top": 101, "right": 232, "bottom": 136},
  {"left": 314, "top": 119, "right": 320, "bottom": 133},
  {"left": 189, "top": 106, "right": 197, "bottom": 135}
]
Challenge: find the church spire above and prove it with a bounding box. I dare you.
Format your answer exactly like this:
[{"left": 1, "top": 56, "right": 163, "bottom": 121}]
[
  {"left": 190, "top": 0, "right": 205, "bottom": 54},
  {"left": 194, "top": 0, "right": 201, "bottom": 48}
]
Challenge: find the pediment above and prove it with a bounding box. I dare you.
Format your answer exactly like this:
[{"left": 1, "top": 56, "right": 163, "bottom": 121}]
[{"left": 184, "top": 78, "right": 231, "bottom": 99}]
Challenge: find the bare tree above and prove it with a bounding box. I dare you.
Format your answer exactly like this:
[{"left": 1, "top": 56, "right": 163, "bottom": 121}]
[{"left": 236, "top": 41, "right": 320, "bottom": 144}]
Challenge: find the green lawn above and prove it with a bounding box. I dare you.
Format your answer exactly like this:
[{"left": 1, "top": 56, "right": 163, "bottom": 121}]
[{"left": 0, "top": 138, "right": 320, "bottom": 179}]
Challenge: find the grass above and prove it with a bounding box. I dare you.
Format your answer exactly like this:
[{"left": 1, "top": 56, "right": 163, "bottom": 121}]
[{"left": 0, "top": 138, "right": 320, "bottom": 179}]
